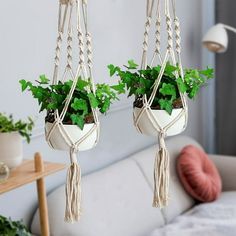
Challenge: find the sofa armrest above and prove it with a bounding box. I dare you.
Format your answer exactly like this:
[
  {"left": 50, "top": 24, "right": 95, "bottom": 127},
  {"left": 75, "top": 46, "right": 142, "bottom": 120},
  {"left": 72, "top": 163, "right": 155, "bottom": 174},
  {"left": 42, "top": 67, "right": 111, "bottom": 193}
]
[{"left": 209, "top": 154, "right": 236, "bottom": 191}]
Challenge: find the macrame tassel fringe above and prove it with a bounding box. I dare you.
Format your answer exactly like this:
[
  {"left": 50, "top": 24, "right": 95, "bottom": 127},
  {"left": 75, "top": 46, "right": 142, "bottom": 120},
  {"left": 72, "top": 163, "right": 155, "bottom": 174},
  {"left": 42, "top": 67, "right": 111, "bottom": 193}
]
[
  {"left": 153, "top": 132, "right": 170, "bottom": 208},
  {"left": 65, "top": 151, "right": 82, "bottom": 223}
]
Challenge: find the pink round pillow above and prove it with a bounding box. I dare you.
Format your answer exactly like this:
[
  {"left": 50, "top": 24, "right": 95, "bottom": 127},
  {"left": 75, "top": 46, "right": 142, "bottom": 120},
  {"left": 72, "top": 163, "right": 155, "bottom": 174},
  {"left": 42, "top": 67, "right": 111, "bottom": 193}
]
[{"left": 177, "top": 145, "right": 222, "bottom": 202}]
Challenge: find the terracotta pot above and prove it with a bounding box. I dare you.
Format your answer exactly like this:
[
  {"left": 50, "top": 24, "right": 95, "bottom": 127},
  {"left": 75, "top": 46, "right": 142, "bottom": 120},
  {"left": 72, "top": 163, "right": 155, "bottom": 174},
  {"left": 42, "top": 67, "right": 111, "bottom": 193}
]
[
  {"left": 0, "top": 132, "right": 23, "bottom": 168},
  {"left": 133, "top": 107, "right": 187, "bottom": 137},
  {"left": 45, "top": 122, "right": 99, "bottom": 151}
]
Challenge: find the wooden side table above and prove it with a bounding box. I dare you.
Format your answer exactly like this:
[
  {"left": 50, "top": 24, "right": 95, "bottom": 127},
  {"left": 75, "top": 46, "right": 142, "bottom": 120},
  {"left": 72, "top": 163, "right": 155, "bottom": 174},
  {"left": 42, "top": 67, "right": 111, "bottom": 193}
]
[{"left": 0, "top": 153, "right": 66, "bottom": 236}]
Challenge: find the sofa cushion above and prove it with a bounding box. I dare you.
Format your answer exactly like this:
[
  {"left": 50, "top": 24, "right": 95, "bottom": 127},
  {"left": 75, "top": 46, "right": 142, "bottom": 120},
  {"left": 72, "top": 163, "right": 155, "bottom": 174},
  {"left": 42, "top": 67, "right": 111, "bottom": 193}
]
[
  {"left": 131, "top": 136, "right": 201, "bottom": 223},
  {"left": 177, "top": 145, "right": 222, "bottom": 202},
  {"left": 31, "top": 158, "right": 165, "bottom": 236}
]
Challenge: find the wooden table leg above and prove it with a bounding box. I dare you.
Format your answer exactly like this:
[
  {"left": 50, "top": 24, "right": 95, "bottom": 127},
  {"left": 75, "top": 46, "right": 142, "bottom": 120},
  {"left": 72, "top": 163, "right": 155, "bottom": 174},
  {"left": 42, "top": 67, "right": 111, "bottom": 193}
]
[{"left": 35, "top": 153, "right": 50, "bottom": 236}]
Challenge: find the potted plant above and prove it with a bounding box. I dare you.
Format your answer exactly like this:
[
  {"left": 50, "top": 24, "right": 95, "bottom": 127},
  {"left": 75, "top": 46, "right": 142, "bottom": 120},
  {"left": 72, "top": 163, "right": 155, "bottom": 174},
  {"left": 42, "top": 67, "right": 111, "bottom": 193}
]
[
  {"left": 108, "top": 60, "right": 214, "bottom": 136},
  {"left": 0, "top": 215, "right": 31, "bottom": 236},
  {"left": 0, "top": 113, "right": 34, "bottom": 168},
  {"left": 20, "top": 75, "right": 124, "bottom": 151}
]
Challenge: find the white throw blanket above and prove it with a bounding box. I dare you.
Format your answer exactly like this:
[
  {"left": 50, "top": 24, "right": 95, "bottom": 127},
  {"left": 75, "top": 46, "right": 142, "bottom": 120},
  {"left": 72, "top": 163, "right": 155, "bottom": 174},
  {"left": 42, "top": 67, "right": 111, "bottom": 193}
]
[{"left": 150, "top": 203, "right": 236, "bottom": 236}]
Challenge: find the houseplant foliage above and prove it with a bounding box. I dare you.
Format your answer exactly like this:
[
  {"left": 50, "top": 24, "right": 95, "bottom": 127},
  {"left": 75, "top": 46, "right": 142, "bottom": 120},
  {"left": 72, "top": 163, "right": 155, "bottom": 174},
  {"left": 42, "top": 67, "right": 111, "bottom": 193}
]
[
  {"left": 108, "top": 60, "right": 214, "bottom": 115},
  {"left": 0, "top": 113, "right": 34, "bottom": 143},
  {"left": 20, "top": 75, "right": 124, "bottom": 130},
  {"left": 0, "top": 215, "right": 31, "bottom": 236}
]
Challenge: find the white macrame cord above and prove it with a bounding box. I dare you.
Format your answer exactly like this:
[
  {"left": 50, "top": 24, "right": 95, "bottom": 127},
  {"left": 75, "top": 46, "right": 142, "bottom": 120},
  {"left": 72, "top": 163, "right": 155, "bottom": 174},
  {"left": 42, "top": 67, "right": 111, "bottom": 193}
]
[
  {"left": 45, "top": 0, "right": 99, "bottom": 223},
  {"left": 134, "top": 0, "right": 188, "bottom": 208}
]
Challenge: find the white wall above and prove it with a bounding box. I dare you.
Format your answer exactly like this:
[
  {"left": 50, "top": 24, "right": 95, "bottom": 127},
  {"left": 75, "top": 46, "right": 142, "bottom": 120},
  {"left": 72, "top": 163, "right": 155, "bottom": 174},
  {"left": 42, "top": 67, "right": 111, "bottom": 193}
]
[{"left": 0, "top": 0, "right": 205, "bottom": 227}]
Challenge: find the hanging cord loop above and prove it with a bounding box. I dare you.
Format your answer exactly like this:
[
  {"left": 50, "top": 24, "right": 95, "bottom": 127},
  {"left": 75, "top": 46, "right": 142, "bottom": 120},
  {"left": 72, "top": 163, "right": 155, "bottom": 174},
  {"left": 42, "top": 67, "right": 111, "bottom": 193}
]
[
  {"left": 141, "top": 0, "right": 155, "bottom": 69},
  {"left": 153, "top": 130, "right": 170, "bottom": 208},
  {"left": 151, "top": 0, "right": 162, "bottom": 66},
  {"left": 134, "top": 0, "right": 188, "bottom": 209},
  {"left": 46, "top": 0, "right": 100, "bottom": 223},
  {"left": 65, "top": 146, "right": 82, "bottom": 222}
]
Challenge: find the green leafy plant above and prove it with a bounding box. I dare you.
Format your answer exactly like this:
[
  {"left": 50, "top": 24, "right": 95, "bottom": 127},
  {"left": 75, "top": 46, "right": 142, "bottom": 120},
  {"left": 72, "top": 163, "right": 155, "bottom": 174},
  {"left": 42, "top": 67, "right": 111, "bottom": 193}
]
[
  {"left": 0, "top": 113, "right": 34, "bottom": 143},
  {"left": 0, "top": 215, "right": 31, "bottom": 236},
  {"left": 20, "top": 75, "right": 124, "bottom": 130},
  {"left": 108, "top": 60, "right": 214, "bottom": 114}
]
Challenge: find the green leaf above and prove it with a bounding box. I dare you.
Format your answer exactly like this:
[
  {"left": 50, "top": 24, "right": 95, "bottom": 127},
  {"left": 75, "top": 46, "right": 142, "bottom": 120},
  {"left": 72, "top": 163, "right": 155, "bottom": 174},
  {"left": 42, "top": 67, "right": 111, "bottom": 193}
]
[
  {"left": 176, "top": 77, "right": 187, "bottom": 93},
  {"left": 159, "top": 99, "right": 173, "bottom": 115},
  {"left": 189, "top": 69, "right": 200, "bottom": 78},
  {"left": 108, "top": 64, "right": 120, "bottom": 76},
  {"left": 200, "top": 67, "right": 214, "bottom": 79},
  {"left": 136, "top": 87, "right": 146, "bottom": 95},
  {"left": 76, "top": 79, "right": 90, "bottom": 90},
  {"left": 159, "top": 83, "right": 176, "bottom": 99},
  {"left": 189, "top": 86, "right": 199, "bottom": 99},
  {"left": 100, "top": 98, "right": 111, "bottom": 113},
  {"left": 88, "top": 93, "right": 99, "bottom": 108},
  {"left": 71, "top": 98, "right": 88, "bottom": 115},
  {"left": 39, "top": 74, "right": 50, "bottom": 84},
  {"left": 127, "top": 60, "right": 138, "bottom": 69},
  {"left": 110, "top": 82, "right": 126, "bottom": 94},
  {"left": 164, "top": 63, "right": 178, "bottom": 77},
  {"left": 19, "top": 80, "right": 29, "bottom": 92},
  {"left": 70, "top": 114, "right": 85, "bottom": 130}
]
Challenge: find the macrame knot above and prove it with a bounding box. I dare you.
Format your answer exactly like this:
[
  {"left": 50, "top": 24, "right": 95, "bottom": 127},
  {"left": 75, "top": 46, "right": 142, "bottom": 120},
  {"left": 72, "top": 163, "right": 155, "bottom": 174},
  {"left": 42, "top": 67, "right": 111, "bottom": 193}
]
[
  {"left": 153, "top": 130, "right": 170, "bottom": 208},
  {"left": 54, "top": 32, "right": 63, "bottom": 66},
  {"left": 142, "top": 17, "right": 152, "bottom": 52},
  {"left": 65, "top": 147, "right": 82, "bottom": 223},
  {"left": 86, "top": 32, "right": 93, "bottom": 68},
  {"left": 78, "top": 30, "right": 85, "bottom": 65},
  {"left": 155, "top": 18, "right": 161, "bottom": 54},
  {"left": 70, "top": 146, "right": 79, "bottom": 163},
  {"left": 67, "top": 31, "right": 73, "bottom": 69},
  {"left": 60, "top": 0, "right": 73, "bottom": 5},
  {"left": 174, "top": 17, "right": 181, "bottom": 54},
  {"left": 158, "top": 130, "right": 166, "bottom": 149},
  {"left": 166, "top": 15, "right": 173, "bottom": 50}
]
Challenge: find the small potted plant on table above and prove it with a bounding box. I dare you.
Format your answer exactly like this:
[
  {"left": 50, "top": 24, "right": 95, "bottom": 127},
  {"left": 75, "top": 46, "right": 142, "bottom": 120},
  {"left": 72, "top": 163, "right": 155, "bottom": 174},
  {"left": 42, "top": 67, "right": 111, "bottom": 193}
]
[
  {"left": 0, "top": 215, "right": 31, "bottom": 236},
  {"left": 0, "top": 113, "right": 34, "bottom": 168}
]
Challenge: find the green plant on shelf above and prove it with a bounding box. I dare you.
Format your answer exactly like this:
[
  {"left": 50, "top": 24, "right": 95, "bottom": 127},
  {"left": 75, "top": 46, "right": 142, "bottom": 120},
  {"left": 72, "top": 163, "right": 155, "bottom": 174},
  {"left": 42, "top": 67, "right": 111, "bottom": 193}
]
[
  {"left": 0, "top": 113, "right": 34, "bottom": 143},
  {"left": 0, "top": 215, "right": 31, "bottom": 236}
]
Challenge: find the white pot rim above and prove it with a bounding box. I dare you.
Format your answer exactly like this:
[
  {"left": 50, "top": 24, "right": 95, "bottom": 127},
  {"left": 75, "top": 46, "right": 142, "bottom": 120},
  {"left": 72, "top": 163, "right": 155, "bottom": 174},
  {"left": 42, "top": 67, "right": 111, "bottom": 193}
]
[
  {"left": 0, "top": 131, "right": 21, "bottom": 135},
  {"left": 134, "top": 106, "right": 184, "bottom": 112},
  {"left": 45, "top": 121, "right": 97, "bottom": 128}
]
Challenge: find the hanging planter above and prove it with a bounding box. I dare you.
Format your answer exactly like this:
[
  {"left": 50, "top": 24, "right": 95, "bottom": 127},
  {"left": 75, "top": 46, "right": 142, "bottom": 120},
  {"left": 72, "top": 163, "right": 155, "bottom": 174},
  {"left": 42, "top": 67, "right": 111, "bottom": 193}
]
[
  {"left": 133, "top": 107, "right": 185, "bottom": 137},
  {"left": 45, "top": 122, "right": 98, "bottom": 151},
  {"left": 20, "top": 0, "right": 124, "bottom": 223},
  {"left": 108, "top": 0, "right": 214, "bottom": 208},
  {"left": 0, "top": 113, "right": 34, "bottom": 169}
]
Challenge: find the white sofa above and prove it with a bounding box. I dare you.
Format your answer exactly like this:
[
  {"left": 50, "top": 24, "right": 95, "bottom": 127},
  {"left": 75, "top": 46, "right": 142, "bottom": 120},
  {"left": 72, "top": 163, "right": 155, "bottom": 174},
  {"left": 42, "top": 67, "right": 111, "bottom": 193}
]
[{"left": 31, "top": 136, "right": 236, "bottom": 236}]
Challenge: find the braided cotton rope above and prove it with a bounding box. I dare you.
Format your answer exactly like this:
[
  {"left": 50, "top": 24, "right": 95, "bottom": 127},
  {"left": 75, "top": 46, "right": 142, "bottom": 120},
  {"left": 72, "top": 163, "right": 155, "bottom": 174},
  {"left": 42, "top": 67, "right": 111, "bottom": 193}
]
[
  {"left": 134, "top": 0, "right": 188, "bottom": 208},
  {"left": 45, "top": 0, "right": 99, "bottom": 222}
]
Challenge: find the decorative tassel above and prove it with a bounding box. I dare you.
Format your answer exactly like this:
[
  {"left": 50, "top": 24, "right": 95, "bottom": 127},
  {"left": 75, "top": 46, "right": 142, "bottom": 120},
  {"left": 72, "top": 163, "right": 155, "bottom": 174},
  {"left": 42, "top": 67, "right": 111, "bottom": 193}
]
[
  {"left": 153, "top": 131, "right": 170, "bottom": 208},
  {"left": 65, "top": 150, "right": 82, "bottom": 223}
]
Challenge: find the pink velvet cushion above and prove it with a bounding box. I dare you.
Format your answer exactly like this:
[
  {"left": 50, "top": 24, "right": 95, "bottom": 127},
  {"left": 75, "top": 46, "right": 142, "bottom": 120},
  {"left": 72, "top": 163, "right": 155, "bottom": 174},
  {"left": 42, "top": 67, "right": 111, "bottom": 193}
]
[{"left": 177, "top": 145, "right": 222, "bottom": 202}]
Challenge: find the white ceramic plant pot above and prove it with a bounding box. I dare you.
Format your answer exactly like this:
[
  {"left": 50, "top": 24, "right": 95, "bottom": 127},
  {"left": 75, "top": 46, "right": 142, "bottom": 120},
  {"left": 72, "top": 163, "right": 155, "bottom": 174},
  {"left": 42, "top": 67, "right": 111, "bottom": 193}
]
[
  {"left": 133, "top": 107, "right": 187, "bottom": 137},
  {"left": 0, "top": 132, "right": 23, "bottom": 169},
  {"left": 45, "top": 122, "right": 99, "bottom": 151}
]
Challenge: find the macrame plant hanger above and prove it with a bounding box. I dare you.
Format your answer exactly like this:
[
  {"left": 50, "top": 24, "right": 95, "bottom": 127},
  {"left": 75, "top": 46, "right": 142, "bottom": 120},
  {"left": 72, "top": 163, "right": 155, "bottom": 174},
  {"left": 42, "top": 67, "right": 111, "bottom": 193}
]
[
  {"left": 45, "top": 0, "right": 99, "bottom": 222},
  {"left": 134, "top": 0, "right": 188, "bottom": 208}
]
